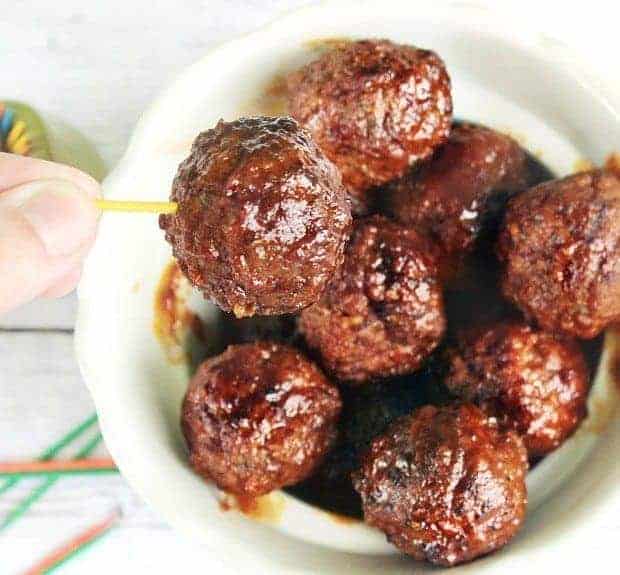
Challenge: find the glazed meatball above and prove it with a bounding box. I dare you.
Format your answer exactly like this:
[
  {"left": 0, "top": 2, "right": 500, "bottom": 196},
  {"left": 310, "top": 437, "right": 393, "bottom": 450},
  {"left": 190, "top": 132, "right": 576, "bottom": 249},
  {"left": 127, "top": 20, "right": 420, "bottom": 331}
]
[
  {"left": 385, "top": 123, "right": 528, "bottom": 280},
  {"left": 287, "top": 39, "right": 452, "bottom": 212},
  {"left": 499, "top": 169, "right": 620, "bottom": 338},
  {"left": 181, "top": 342, "right": 341, "bottom": 497},
  {"left": 353, "top": 404, "right": 528, "bottom": 566},
  {"left": 446, "top": 322, "right": 590, "bottom": 458},
  {"left": 290, "top": 366, "right": 448, "bottom": 517},
  {"left": 160, "top": 116, "right": 352, "bottom": 317},
  {"left": 299, "top": 215, "right": 446, "bottom": 383}
]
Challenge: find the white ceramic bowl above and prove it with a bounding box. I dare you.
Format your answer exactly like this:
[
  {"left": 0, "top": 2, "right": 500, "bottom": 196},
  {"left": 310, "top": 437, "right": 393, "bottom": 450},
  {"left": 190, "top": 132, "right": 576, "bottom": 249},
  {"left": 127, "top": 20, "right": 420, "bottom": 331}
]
[{"left": 76, "top": 1, "right": 620, "bottom": 572}]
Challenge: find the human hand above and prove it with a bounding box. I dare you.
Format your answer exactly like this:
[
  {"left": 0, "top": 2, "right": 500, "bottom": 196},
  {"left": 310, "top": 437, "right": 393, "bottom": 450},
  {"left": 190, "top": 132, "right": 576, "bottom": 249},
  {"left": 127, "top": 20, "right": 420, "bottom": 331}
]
[{"left": 0, "top": 153, "right": 100, "bottom": 314}]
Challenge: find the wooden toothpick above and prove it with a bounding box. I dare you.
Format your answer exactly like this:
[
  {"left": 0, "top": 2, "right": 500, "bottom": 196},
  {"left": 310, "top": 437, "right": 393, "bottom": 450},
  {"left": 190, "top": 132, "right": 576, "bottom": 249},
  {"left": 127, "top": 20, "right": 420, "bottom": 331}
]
[{"left": 94, "top": 199, "right": 178, "bottom": 214}]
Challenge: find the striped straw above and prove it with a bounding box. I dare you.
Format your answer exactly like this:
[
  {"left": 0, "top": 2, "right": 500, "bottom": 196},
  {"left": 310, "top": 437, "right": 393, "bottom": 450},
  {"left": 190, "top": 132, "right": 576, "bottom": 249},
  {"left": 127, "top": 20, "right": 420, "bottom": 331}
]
[
  {"left": 0, "top": 432, "right": 104, "bottom": 531},
  {"left": 0, "top": 413, "right": 98, "bottom": 497},
  {"left": 0, "top": 458, "right": 117, "bottom": 479},
  {"left": 21, "top": 509, "right": 121, "bottom": 575}
]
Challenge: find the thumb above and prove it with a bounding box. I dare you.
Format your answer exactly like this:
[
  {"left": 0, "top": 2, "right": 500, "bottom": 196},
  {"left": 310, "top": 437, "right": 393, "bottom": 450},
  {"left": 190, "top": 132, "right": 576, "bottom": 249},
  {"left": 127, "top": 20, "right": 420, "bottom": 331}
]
[{"left": 0, "top": 179, "right": 99, "bottom": 314}]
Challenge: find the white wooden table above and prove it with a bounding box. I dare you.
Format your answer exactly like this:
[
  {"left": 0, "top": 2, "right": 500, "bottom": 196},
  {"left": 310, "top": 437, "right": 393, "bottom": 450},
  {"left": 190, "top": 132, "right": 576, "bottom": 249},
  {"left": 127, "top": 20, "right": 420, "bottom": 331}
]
[{"left": 0, "top": 1, "right": 617, "bottom": 573}]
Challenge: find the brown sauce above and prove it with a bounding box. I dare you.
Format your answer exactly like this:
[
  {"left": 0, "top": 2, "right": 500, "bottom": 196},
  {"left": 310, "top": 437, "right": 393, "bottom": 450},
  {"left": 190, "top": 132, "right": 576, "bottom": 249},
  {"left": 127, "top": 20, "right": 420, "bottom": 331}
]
[
  {"left": 605, "top": 152, "right": 620, "bottom": 176},
  {"left": 303, "top": 37, "right": 352, "bottom": 52},
  {"left": 524, "top": 150, "right": 555, "bottom": 184},
  {"left": 584, "top": 328, "right": 620, "bottom": 435},
  {"left": 584, "top": 396, "right": 617, "bottom": 435},
  {"left": 611, "top": 333, "right": 620, "bottom": 391},
  {"left": 573, "top": 152, "right": 620, "bottom": 176},
  {"left": 324, "top": 511, "right": 361, "bottom": 526},
  {"left": 239, "top": 38, "right": 352, "bottom": 118},
  {"left": 581, "top": 335, "right": 611, "bottom": 435},
  {"left": 286, "top": 480, "right": 362, "bottom": 519},
  {"left": 153, "top": 260, "right": 204, "bottom": 364},
  {"left": 218, "top": 492, "right": 286, "bottom": 524},
  {"left": 581, "top": 335, "right": 606, "bottom": 377},
  {"left": 238, "top": 74, "right": 289, "bottom": 117},
  {"left": 574, "top": 158, "right": 596, "bottom": 173}
]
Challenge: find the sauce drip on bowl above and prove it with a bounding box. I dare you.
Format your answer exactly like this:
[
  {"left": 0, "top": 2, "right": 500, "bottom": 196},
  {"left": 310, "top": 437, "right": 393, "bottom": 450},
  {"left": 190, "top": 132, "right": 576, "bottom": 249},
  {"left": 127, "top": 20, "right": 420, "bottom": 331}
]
[
  {"left": 153, "top": 261, "right": 204, "bottom": 364},
  {"left": 218, "top": 492, "right": 286, "bottom": 523}
]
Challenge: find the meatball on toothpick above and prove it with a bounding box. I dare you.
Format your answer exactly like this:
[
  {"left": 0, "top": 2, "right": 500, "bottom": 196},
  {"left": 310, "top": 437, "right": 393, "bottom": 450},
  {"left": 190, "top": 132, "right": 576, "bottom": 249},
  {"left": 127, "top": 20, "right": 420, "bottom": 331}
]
[
  {"left": 299, "top": 215, "right": 446, "bottom": 383},
  {"left": 287, "top": 39, "right": 452, "bottom": 213},
  {"left": 160, "top": 116, "right": 352, "bottom": 318},
  {"left": 498, "top": 169, "right": 620, "bottom": 338}
]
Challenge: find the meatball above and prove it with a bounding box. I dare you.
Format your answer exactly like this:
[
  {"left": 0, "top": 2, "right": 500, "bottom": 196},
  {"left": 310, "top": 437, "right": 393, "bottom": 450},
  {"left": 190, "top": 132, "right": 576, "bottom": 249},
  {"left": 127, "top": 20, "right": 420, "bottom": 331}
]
[
  {"left": 299, "top": 215, "right": 446, "bottom": 383},
  {"left": 287, "top": 39, "right": 452, "bottom": 212},
  {"left": 160, "top": 116, "right": 352, "bottom": 317},
  {"left": 446, "top": 322, "right": 590, "bottom": 458},
  {"left": 353, "top": 404, "right": 528, "bottom": 566},
  {"left": 499, "top": 169, "right": 620, "bottom": 338},
  {"left": 289, "top": 366, "right": 448, "bottom": 517},
  {"left": 181, "top": 342, "right": 341, "bottom": 497},
  {"left": 385, "top": 123, "right": 528, "bottom": 280}
]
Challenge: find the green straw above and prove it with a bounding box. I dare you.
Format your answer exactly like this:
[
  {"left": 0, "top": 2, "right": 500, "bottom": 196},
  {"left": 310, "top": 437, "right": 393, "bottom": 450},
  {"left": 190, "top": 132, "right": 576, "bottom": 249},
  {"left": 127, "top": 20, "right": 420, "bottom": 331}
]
[
  {"left": 0, "top": 432, "right": 103, "bottom": 531},
  {"left": 0, "top": 412, "right": 98, "bottom": 497}
]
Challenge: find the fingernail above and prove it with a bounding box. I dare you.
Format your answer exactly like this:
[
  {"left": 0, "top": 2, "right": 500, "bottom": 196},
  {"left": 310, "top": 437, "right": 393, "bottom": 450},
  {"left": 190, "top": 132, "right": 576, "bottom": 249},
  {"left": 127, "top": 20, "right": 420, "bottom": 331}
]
[{"left": 4, "top": 179, "right": 98, "bottom": 257}]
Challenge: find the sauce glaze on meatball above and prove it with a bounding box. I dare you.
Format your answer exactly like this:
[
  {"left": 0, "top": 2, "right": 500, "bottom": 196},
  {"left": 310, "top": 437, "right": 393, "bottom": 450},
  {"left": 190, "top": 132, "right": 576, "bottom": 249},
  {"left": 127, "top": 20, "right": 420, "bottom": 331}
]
[
  {"left": 287, "top": 39, "right": 452, "bottom": 213},
  {"left": 290, "top": 364, "right": 450, "bottom": 517},
  {"left": 353, "top": 404, "right": 528, "bottom": 566},
  {"left": 299, "top": 215, "right": 446, "bottom": 383},
  {"left": 160, "top": 116, "right": 352, "bottom": 317},
  {"left": 498, "top": 169, "right": 620, "bottom": 338},
  {"left": 181, "top": 342, "right": 341, "bottom": 497},
  {"left": 385, "top": 123, "right": 528, "bottom": 281},
  {"left": 446, "top": 322, "right": 589, "bottom": 458}
]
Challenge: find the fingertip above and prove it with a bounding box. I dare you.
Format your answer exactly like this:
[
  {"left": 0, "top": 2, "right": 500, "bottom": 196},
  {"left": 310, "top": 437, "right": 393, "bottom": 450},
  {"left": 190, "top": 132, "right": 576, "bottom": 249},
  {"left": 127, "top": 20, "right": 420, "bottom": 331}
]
[{"left": 0, "top": 178, "right": 100, "bottom": 314}]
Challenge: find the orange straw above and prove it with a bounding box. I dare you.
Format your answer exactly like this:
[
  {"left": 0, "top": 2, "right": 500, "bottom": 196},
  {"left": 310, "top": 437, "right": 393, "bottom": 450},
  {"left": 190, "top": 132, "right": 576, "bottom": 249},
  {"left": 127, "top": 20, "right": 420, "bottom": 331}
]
[
  {"left": 21, "top": 510, "right": 121, "bottom": 575},
  {"left": 0, "top": 458, "right": 117, "bottom": 478}
]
